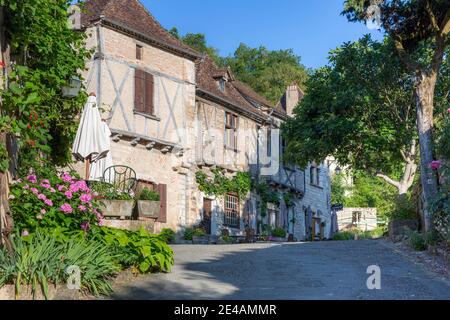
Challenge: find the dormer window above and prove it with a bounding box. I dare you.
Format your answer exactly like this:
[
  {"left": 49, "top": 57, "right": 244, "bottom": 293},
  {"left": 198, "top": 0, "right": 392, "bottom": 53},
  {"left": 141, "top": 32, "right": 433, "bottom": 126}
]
[{"left": 219, "top": 78, "right": 226, "bottom": 92}]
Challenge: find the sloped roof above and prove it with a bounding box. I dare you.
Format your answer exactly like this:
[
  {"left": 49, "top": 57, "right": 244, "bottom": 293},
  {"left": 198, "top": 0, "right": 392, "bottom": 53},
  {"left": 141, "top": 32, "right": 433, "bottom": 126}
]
[
  {"left": 196, "top": 56, "right": 268, "bottom": 122},
  {"left": 81, "top": 0, "right": 200, "bottom": 60}
]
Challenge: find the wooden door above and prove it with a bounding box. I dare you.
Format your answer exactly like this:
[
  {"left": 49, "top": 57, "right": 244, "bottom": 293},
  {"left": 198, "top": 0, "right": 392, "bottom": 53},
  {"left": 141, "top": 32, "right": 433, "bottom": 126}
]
[{"left": 203, "top": 199, "right": 212, "bottom": 235}]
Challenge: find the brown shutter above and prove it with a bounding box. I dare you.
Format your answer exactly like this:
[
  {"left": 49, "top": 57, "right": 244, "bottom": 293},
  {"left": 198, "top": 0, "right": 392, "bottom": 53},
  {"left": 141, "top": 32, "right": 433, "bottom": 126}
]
[
  {"left": 135, "top": 69, "right": 145, "bottom": 112},
  {"left": 157, "top": 183, "right": 167, "bottom": 223},
  {"left": 144, "top": 72, "right": 154, "bottom": 115}
]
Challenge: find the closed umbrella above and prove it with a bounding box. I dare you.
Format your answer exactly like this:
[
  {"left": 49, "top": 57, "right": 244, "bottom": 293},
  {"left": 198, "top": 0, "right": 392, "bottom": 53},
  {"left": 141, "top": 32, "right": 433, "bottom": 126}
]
[
  {"left": 89, "top": 121, "right": 113, "bottom": 181},
  {"left": 72, "top": 94, "right": 111, "bottom": 180}
]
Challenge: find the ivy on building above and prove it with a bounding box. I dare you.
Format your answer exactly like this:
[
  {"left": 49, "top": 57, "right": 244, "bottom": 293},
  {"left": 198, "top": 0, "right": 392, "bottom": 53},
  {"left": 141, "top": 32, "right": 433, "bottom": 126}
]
[
  {"left": 195, "top": 168, "right": 251, "bottom": 199},
  {"left": 0, "top": 0, "right": 92, "bottom": 173}
]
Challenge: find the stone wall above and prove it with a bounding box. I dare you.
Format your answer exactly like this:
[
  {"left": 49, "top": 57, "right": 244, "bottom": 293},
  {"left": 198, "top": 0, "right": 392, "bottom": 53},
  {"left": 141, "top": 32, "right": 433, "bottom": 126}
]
[{"left": 337, "top": 207, "right": 378, "bottom": 231}]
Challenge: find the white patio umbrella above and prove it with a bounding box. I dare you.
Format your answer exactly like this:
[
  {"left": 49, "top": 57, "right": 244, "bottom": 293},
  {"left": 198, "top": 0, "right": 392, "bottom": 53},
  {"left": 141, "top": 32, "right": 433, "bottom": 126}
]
[
  {"left": 72, "top": 94, "right": 112, "bottom": 180},
  {"left": 89, "top": 121, "right": 113, "bottom": 181}
]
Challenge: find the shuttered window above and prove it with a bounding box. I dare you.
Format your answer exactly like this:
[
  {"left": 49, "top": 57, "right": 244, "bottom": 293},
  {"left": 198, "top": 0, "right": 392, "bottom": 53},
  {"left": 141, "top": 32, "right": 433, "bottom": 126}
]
[
  {"left": 136, "top": 44, "right": 143, "bottom": 60},
  {"left": 225, "top": 112, "right": 238, "bottom": 151},
  {"left": 157, "top": 184, "right": 167, "bottom": 223},
  {"left": 135, "top": 69, "right": 154, "bottom": 116}
]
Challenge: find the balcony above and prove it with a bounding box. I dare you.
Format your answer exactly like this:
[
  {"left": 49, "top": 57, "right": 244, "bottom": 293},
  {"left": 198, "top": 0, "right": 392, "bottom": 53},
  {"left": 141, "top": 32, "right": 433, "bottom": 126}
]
[{"left": 260, "top": 164, "right": 305, "bottom": 196}]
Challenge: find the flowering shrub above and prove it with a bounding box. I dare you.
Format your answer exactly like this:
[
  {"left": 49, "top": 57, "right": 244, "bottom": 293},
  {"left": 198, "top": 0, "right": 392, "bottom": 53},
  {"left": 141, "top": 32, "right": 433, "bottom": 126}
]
[{"left": 10, "top": 171, "right": 104, "bottom": 234}]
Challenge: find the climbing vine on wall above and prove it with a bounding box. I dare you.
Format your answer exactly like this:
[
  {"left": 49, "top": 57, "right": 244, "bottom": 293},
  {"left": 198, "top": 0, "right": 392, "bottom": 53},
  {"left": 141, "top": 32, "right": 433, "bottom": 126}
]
[
  {"left": 253, "top": 182, "right": 280, "bottom": 218},
  {"left": 195, "top": 168, "right": 251, "bottom": 199},
  {"left": 0, "top": 0, "right": 92, "bottom": 172}
]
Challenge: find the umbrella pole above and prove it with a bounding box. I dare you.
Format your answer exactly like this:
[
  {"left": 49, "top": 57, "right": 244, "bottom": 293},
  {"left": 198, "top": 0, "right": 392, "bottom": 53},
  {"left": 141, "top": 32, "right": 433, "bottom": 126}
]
[{"left": 85, "top": 156, "right": 91, "bottom": 180}]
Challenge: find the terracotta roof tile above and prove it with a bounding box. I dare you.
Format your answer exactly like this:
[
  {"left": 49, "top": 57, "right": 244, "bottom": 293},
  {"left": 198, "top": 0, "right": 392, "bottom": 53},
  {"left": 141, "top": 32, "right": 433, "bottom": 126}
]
[
  {"left": 81, "top": 0, "right": 199, "bottom": 59},
  {"left": 196, "top": 56, "right": 268, "bottom": 120}
]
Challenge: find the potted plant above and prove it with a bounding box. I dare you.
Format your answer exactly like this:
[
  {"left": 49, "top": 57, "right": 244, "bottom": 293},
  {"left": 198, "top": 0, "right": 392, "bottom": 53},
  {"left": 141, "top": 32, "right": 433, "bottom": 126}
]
[
  {"left": 136, "top": 188, "right": 160, "bottom": 219},
  {"left": 269, "top": 227, "right": 287, "bottom": 242},
  {"left": 92, "top": 182, "right": 134, "bottom": 219},
  {"left": 185, "top": 227, "right": 209, "bottom": 244}
]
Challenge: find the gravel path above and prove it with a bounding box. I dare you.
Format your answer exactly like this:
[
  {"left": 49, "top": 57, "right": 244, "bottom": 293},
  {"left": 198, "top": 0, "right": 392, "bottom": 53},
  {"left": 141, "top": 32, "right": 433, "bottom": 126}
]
[{"left": 110, "top": 240, "right": 450, "bottom": 300}]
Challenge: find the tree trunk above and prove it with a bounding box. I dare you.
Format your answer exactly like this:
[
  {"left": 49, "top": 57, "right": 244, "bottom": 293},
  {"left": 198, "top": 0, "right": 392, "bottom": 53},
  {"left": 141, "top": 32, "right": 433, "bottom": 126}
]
[
  {"left": 0, "top": 5, "right": 13, "bottom": 250},
  {"left": 415, "top": 72, "right": 438, "bottom": 231}
]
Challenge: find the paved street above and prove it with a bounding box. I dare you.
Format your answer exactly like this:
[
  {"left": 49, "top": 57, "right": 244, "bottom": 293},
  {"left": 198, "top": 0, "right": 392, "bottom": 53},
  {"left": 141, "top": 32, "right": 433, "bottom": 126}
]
[{"left": 111, "top": 240, "right": 450, "bottom": 300}]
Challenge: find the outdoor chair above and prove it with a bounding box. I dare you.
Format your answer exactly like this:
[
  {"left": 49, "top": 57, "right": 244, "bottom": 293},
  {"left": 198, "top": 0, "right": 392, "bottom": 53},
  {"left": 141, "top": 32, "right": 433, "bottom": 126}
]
[{"left": 102, "top": 165, "right": 137, "bottom": 194}]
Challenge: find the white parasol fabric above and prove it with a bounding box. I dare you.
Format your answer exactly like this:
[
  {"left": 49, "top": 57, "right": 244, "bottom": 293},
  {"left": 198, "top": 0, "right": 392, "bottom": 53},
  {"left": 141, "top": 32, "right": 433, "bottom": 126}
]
[
  {"left": 88, "top": 121, "right": 113, "bottom": 181},
  {"left": 72, "top": 95, "right": 112, "bottom": 179}
]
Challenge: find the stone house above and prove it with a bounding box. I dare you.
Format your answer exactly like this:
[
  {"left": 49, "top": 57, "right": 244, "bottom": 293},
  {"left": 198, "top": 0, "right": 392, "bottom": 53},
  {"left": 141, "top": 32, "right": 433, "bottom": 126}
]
[{"left": 76, "top": 0, "right": 332, "bottom": 240}]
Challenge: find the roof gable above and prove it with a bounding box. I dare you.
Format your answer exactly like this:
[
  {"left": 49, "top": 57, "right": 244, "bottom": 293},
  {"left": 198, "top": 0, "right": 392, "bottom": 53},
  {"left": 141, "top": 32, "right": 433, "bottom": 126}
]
[{"left": 81, "top": 0, "right": 200, "bottom": 60}]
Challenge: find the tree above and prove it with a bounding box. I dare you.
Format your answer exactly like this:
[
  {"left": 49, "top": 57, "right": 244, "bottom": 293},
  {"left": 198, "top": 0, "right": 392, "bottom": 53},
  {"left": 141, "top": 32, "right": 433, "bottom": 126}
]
[
  {"left": 342, "top": 0, "right": 450, "bottom": 231},
  {"left": 223, "top": 43, "right": 309, "bottom": 103},
  {"left": 284, "top": 36, "right": 420, "bottom": 195},
  {"left": 168, "top": 27, "right": 223, "bottom": 66}
]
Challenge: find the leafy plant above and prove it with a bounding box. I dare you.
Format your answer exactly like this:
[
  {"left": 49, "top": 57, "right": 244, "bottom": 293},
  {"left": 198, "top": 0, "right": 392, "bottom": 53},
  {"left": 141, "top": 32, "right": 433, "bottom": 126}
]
[
  {"left": 138, "top": 188, "right": 160, "bottom": 201},
  {"left": 183, "top": 227, "right": 206, "bottom": 241},
  {"left": 92, "top": 227, "right": 174, "bottom": 273},
  {"left": 271, "top": 227, "right": 286, "bottom": 238},
  {"left": 159, "top": 228, "right": 175, "bottom": 244},
  {"left": 0, "top": 231, "right": 118, "bottom": 299},
  {"left": 90, "top": 182, "right": 133, "bottom": 201}
]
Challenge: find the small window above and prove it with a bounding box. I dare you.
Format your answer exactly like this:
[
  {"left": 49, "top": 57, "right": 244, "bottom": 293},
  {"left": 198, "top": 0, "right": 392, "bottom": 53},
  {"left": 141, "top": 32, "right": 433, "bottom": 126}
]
[
  {"left": 135, "top": 69, "right": 154, "bottom": 115},
  {"left": 267, "top": 127, "right": 272, "bottom": 157},
  {"left": 136, "top": 44, "right": 143, "bottom": 60},
  {"left": 219, "top": 79, "right": 225, "bottom": 92},
  {"left": 310, "top": 165, "right": 320, "bottom": 186},
  {"left": 225, "top": 112, "right": 238, "bottom": 151},
  {"left": 224, "top": 193, "right": 239, "bottom": 228}
]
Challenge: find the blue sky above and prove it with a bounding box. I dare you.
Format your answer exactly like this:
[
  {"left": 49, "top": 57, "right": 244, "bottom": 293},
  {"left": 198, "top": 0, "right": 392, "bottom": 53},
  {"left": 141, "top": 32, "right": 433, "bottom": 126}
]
[{"left": 143, "top": 0, "right": 384, "bottom": 69}]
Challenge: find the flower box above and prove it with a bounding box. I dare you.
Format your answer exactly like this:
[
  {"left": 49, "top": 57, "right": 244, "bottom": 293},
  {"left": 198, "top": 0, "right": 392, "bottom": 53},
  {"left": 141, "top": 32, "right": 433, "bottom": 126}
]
[
  {"left": 101, "top": 200, "right": 134, "bottom": 219},
  {"left": 136, "top": 200, "right": 160, "bottom": 219}
]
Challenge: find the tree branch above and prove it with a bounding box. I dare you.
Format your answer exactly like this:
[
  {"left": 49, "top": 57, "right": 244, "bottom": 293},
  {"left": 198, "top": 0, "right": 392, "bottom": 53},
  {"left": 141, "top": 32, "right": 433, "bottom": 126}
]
[
  {"left": 425, "top": 1, "right": 440, "bottom": 32},
  {"left": 439, "top": 8, "right": 450, "bottom": 37},
  {"left": 376, "top": 172, "right": 400, "bottom": 189},
  {"left": 393, "top": 39, "right": 420, "bottom": 73}
]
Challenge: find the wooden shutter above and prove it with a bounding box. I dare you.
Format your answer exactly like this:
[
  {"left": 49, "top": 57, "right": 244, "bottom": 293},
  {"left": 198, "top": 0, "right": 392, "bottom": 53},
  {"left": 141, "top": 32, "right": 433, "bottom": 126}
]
[
  {"left": 144, "top": 72, "right": 154, "bottom": 115},
  {"left": 134, "top": 69, "right": 145, "bottom": 112},
  {"left": 157, "top": 183, "right": 167, "bottom": 223}
]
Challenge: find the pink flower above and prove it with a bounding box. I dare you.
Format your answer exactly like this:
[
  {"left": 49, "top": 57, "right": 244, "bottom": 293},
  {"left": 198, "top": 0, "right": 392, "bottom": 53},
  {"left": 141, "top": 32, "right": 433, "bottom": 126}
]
[
  {"left": 98, "top": 219, "right": 104, "bottom": 227},
  {"left": 37, "top": 194, "right": 47, "bottom": 201},
  {"left": 79, "top": 193, "right": 92, "bottom": 203},
  {"left": 80, "top": 221, "right": 90, "bottom": 231},
  {"left": 60, "top": 203, "right": 73, "bottom": 214},
  {"left": 50, "top": 188, "right": 56, "bottom": 193},
  {"left": 57, "top": 184, "right": 65, "bottom": 192},
  {"left": 21, "top": 230, "right": 29, "bottom": 237},
  {"left": 62, "top": 173, "right": 73, "bottom": 183},
  {"left": 27, "top": 175, "right": 37, "bottom": 183},
  {"left": 447, "top": 108, "right": 450, "bottom": 114},
  {"left": 76, "top": 180, "right": 89, "bottom": 192},
  {"left": 44, "top": 199, "right": 53, "bottom": 207},
  {"left": 40, "top": 209, "right": 47, "bottom": 214},
  {"left": 65, "top": 190, "right": 73, "bottom": 199},
  {"left": 430, "top": 160, "right": 441, "bottom": 171},
  {"left": 78, "top": 205, "right": 87, "bottom": 212},
  {"left": 40, "top": 179, "right": 51, "bottom": 189},
  {"left": 23, "top": 184, "right": 30, "bottom": 190},
  {"left": 69, "top": 183, "right": 80, "bottom": 193},
  {"left": 31, "top": 188, "right": 39, "bottom": 195},
  {"left": 17, "top": 178, "right": 23, "bottom": 183}
]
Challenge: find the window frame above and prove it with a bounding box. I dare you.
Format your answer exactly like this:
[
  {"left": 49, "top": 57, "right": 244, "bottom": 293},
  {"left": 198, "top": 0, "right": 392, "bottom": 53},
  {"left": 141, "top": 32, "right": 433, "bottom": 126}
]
[
  {"left": 224, "top": 193, "right": 240, "bottom": 228},
  {"left": 136, "top": 44, "right": 143, "bottom": 60},
  {"left": 225, "top": 112, "right": 238, "bottom": 151}
]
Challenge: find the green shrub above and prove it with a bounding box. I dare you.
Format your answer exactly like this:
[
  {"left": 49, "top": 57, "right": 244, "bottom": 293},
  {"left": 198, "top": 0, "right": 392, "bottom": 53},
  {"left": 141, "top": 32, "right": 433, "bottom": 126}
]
[
  {"left": 271, "top": 227, "right": 286, "bottom": 238},
  {"left": 332, "top": 231, "right": 355, "bottom": 240},
  {"left": 93, "top": 227, "right": 174, "bottom": 273},
  {"left": 184, "top": 227, "right": 206, "bottom": 240},
  {"left": 0, "top": 232, "right": 119, "bottom": 299},
  {"left": 159, "top": 228, "right": 175, "bottom": 244},
  {"left": 90, "top": 181, "right": 133, "bottom": 200},
  {"left": 408, "top": 231, "right": 427, "bottom": 251},
  {"left": 138, "top": 188, "right": 160, "bottom": 201}
]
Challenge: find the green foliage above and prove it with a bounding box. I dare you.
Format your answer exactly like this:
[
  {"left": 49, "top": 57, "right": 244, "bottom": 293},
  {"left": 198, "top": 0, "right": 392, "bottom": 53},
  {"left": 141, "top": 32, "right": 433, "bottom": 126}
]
[
  {"left": 223, "top": 43, "right": 308, "bottom": 103},
  {"left": 183, "top": 227, "right": 206, "bottom": 241},
  {"left": 407, "top": 231, "right": 440, "bottom": 251},
  {"left": 159, "top": 228, "right": 176, "bottom": 244},
  {"left": 10, "top": 171, "right": 103, "bottom": 234},
  {"left": 138, "top": 188, "right": 160, "bottom": 201},
  {"left": 0, "top": 0, "right": 92, "bottom": 167},
  {"left": 254, "top": 182, "right": 280, "bottom": 217},
  {"left": 90, "top": 182, "right": 133, "bottom": 200},
  {"left": 196, "top": 168, "right": 251, "bottom": 199},
  {"left": 430, "top": 163, "right": 449, "bottom": 243},
  {"left": 389, "top": 195, "right": 417, "bottom": 221},
  {"left": 93, "top": 227, "right": 174, "bottom": 273},
  {"left": 283, "top": 192, "right": 295, "bottom": 207},
  {"left": 332, "top": 227, "right": 386, "bottom": 241},
  {"left": 0, "top": 231, "right": 118, "bottom": 299},
  {"left": 271, "top": 227, "right": 286, "bottom": 238},
  {"left": 283, "top": 36, "right": 418, "bottom": 181},
  {"left": 331, "top": 174, "right": 348, "bottom": 205}
]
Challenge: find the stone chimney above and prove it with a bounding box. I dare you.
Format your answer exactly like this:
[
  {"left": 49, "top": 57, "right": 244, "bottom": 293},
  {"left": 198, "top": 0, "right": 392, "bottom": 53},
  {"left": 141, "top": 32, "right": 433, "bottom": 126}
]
[{"left": 284, "top": 84, "right": 304, "bottom": 117}]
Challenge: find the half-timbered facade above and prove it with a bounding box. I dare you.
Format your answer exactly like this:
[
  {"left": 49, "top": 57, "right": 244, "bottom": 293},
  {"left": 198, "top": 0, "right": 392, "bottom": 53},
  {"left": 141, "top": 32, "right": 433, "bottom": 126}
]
[{"left": 77, "top": 0, "right": 332, "bottom": 240}]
